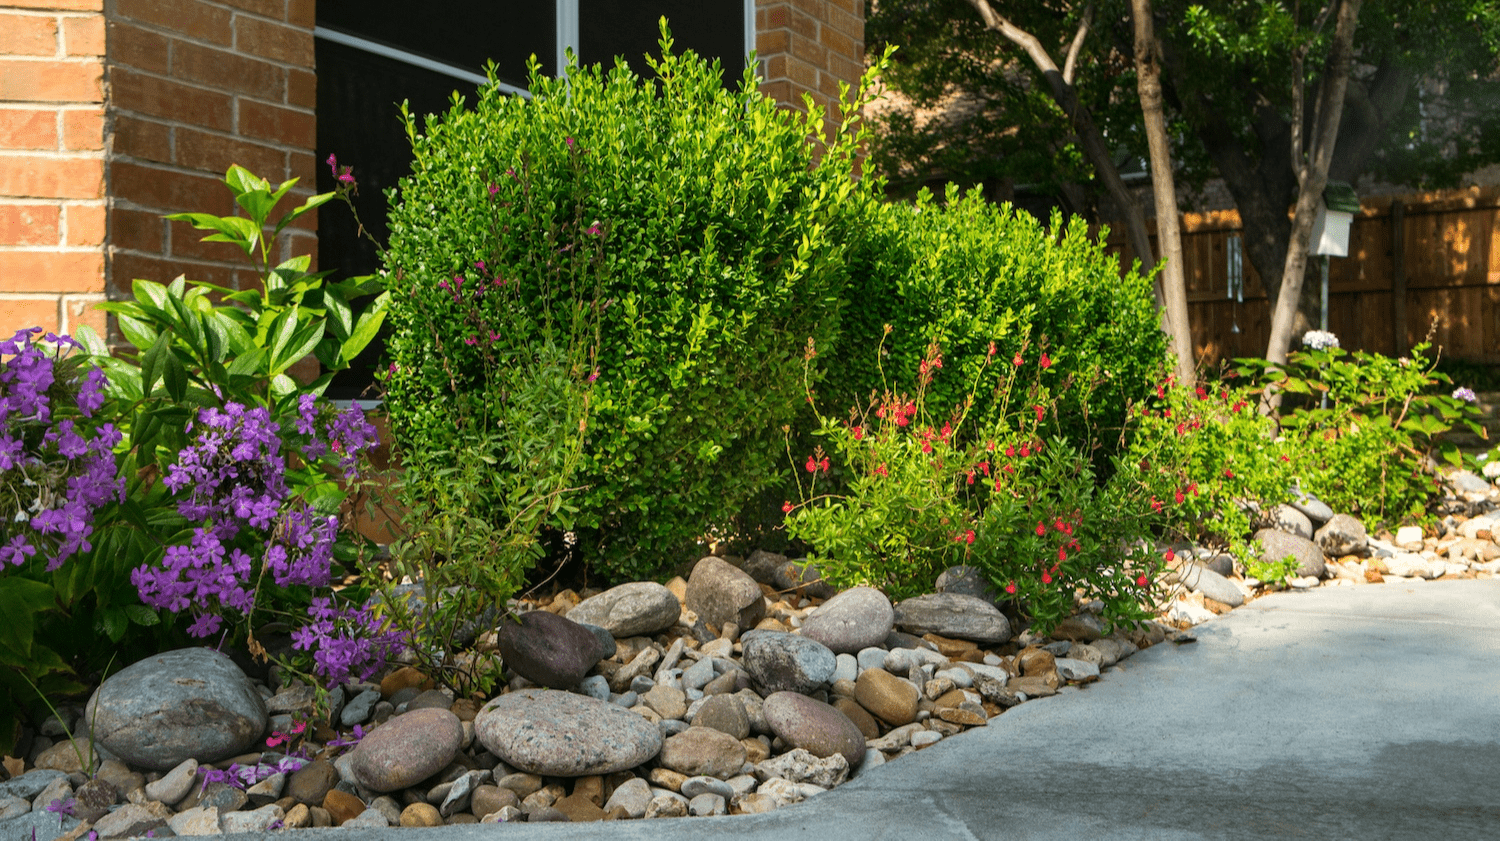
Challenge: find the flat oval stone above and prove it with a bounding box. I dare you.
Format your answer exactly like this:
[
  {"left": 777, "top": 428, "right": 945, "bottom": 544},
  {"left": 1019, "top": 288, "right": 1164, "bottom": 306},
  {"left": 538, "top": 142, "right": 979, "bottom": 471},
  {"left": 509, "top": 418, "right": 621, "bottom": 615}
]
[
  {"left": 495, "top": 611, "right": 602, "bottom": 689},
  {"left": 565, "top": 582, "right": 681, "bottom": 638},
  {"left": 657, "top": 726, "right": 746, "bottom": 779},
  {"left": 892, "top": 593, "right": 1012, "bottom": 644},
  {"left": 84, "top": 648, "right": 267, "bottom": 771},
  {"left": 350, "top": 707, "right": 464, "bottom": 793},
  {"left": 762, "top": 691, "right": 864, "bottom": 768},
  {"left": 475, "top": 689, "right": 662, "bottom": 777},
  {"left": 799, "top": 587, "right": 894, "bottom": 654}
]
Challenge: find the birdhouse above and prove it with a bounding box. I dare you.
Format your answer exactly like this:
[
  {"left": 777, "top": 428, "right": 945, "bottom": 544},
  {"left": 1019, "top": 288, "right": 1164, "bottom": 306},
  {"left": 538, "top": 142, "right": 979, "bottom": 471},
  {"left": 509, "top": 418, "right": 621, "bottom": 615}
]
[{"left": 1308, "top": 181, "right": 1360, "bottom": 257}]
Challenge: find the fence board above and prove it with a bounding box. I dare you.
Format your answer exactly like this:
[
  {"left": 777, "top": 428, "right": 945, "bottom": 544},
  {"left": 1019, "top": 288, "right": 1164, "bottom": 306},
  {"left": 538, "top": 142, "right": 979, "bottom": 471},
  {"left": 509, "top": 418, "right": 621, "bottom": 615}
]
[{"left": 1105, "top": 186, "right": 1500, "bottom": 365}]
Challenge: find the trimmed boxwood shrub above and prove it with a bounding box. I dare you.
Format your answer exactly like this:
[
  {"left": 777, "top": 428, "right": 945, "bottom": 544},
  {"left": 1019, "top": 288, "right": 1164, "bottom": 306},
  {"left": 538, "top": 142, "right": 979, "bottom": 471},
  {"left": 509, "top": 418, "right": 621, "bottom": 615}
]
[
  {"left": 380, "top": 38, "right": 870, "bottom": 582},
  {"left": 822, "top": 186, "right": 1166, "bottom": 457}
]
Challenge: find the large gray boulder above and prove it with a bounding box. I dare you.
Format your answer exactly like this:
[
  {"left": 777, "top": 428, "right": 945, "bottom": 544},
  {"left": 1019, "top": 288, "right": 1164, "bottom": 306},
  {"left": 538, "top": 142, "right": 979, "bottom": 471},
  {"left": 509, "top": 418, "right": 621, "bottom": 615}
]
[
  {"left": 1254, "top": 529, "right": 1326, "bottom": 579},
  {"left": 799, "top": 587, "right": 893, "bottom": 654},
  {"left": 893, "top": 593, "right": 1012, "bottom": 644},
  {"left": 564, "top": 582, "right": 680, "bottom": 638},
  {"left": 84, "top": 648, "right": 267, "bottom": 771},
  {"left": 475, "top": 689, "right": 662, "bottom": 777},
  {"left": 685, "top": 556, "right": 766, "bottom": 632}
]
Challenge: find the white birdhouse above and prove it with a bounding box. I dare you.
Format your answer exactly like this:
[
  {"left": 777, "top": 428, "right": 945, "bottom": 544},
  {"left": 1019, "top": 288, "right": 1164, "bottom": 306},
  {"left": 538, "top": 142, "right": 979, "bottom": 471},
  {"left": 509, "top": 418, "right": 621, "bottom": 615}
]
[{"left": 1308, "top": 181, "right": 1360, "bottom": 257}]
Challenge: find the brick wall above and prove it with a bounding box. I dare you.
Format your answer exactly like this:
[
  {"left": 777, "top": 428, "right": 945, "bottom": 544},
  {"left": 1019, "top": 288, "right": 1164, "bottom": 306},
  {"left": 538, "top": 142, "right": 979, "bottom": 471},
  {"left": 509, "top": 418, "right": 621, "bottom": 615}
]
[
  {"left": 0, "top": 0, "right": 106, "bottom": 339},
  {"left": 106, "top": 0, "right": 318, "bottom": 302},
  {"left": 755, "top": 0, "right": 864, "bottom": 140}
]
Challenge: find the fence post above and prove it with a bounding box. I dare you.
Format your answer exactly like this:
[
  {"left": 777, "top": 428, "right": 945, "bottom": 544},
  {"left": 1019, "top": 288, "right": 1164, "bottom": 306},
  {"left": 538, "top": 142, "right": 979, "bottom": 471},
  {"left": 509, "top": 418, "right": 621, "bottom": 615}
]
[{"left": 1391, "top": 199, "right": 1406, "bottom": 355}]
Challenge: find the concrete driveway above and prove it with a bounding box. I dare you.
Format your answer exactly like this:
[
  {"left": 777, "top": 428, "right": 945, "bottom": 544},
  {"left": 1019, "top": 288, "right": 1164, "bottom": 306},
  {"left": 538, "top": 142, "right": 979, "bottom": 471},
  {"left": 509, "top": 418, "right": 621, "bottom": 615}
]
[{"left": 233, "top": 579, "right": 1500, "bottom": 840}]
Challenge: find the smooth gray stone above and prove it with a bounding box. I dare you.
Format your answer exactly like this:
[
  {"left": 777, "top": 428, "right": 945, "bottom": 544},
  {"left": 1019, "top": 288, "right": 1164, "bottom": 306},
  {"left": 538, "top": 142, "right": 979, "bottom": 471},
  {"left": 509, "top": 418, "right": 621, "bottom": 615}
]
[
  {"left": 341, "top": 689, "right": 380, "bottom": 727},
  {"left": 1178, "top": 564, "right": 1245, "bottom": 607},
  {"left": 0, "top": 808, "right": 81, "bottom": 841},
  {"left": 1254, "top": 529, "right": 1327, "bottom": 579},
  {"left": 566, "top": 583, "right": 681, "bottom": 638},
  {"left": 0, "top": 771, "right": 65, "bottom": 801},
  {"left": 892, "top": 593, "right": 1012, "bottom": 644},
  {"left": 740, "top": 632, "right": 837, "bottom": 695},
  {"left": 1290, "top": 494, "right": 1335, "bottom": 525},
  {"left": 475, "top": 689, "right": 663, "bottom": 776}
]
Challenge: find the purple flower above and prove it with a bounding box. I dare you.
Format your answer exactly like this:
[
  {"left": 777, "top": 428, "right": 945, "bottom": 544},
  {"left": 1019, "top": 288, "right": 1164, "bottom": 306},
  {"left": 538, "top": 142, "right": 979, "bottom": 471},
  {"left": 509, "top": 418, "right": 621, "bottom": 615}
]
[
  {"left": 0, "top": 535, "right": 36, "bottom": 567},
  {"left": 1453, "top": 386, "right": 1478, "bottom": 403},
  {"left": 291, "top": 599, "right": 406, "bottom": 688}
]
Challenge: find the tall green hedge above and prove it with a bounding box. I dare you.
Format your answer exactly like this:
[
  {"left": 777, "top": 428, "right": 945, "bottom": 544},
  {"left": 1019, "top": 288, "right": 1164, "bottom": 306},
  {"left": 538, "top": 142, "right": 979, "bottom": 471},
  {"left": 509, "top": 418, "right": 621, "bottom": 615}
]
[
  {"left": 381, "top": 38, "right": 868, "bottom": 582},
  {"left": 823, "top": 186, "right": 1166, "bottom": 454}
]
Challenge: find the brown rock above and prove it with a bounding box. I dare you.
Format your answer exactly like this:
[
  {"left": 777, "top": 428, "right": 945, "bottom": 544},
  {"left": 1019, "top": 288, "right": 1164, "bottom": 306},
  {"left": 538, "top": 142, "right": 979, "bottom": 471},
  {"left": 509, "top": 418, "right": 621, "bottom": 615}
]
[
  {"left": 647, "top": 767, "right": 688, "bottom": 791},
  {"left": 469, "top": 784, "right": 519, "bottom": 818},
  {"left": 494, "top": 773, "right": 544, "bottom": 797},
  {"left": 571, "top": 776, "right": 604, "bottom": 806},
  {"left": 935, "top": 702, "right": 988, "bottom": 727},
  {"left": 322, "top": 789, "right": 366, "bottom": 826},
  {"left": 932, "top": 689, "right": 969, "bottom": 709},
  {"left": 309, "top": 806, "right": 333, "bottom": 827},
  {"left": 282, "top": 804, "right": 311, "bottom": 829},
  {"left": 1203, "top": 598, "right": 1234, "bottom": 615},
  {"left": 400, "top": 802, "right": 443, "bottom": 827},
  {"left": 380, "top": 666, "right": 430, "bottom": 699},
  {"left": 349, "top": 707, "right": 464, "bottom": 793},
  {"left": 853, "top": 668, "right": 919, "bottom": 726},
  {"left": 692, "top": 694, "right": 750, "bottom": 740},
  {"left": 1007, "top": 676, "right": 1058, "bottom": 697},
  {"left": 1017, "top": 647, "right": 1056, "bottom": 677},
  {"left": 1365, "top": 569, "right": 1385, "bottom": 583},
  {"left": 686, "top": 556, "right": 767, "bottom": 633},
  {"left": 659, "top": 726, "right": 747, "bottom": 779},
  {"left": 741, "top": 737, "right": 770, "bottom": 764},
  {"left": 553, "top": 793, "right": 606, "bottom": 822},
  {"left": 286, "top": 759, "right": 339, "bottom": 805},
  {"left": 448, "top": 813, "right": 479, "bottom": 824},
  {"left": 833, "top": 698, "right": 880, "bottom": 740},
  {"left": 450, "top": 698, "right": 480, "bottom": 722},
  {"left": 922, "top": 634, "right": 978, "bottom": 657}
]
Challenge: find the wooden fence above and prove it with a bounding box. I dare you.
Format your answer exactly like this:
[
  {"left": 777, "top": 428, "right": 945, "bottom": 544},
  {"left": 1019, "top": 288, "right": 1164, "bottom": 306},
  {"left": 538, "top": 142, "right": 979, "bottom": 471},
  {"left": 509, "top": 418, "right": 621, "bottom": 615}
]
[{"left": 1105, "top": 186, "right": 1500, "bottom": 366}]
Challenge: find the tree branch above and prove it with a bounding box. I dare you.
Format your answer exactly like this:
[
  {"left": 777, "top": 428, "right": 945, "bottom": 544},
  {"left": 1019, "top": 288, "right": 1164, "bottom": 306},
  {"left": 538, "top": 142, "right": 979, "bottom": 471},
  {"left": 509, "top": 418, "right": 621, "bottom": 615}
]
[{"left": 1063, "top": 3, "right": 1095, "bottom": 87}]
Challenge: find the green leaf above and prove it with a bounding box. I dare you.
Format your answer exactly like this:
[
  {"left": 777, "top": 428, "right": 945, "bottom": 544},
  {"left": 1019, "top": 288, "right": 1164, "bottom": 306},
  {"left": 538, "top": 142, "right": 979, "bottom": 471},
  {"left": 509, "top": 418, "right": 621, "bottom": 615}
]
[
  {"left": 272, "top": 192, "right": 336, "bottom": 239},
  {"left": 140, "top": 332, "right": 170, "bottom": 395},
  {"left": 268, "top": 309, "right": 297, "bottom": 363},
  {"left": 226, "top": 347, "right": 267, "bottom": 377},
  {"left": 124, "top": 604, "right": 160, "bottom": 627},
  {"left": 1439, "top": 440, "right": 1463, "bottom": 468},
  {"left": 271, "top": 322, "right": 324, "bottom": 375},
  {"left": 0, "top": 578, "right": 56, "bottom": 657},
  {"left": 162, "top": 350, "right": 188, "bottom": 402},
  {"left": 114, "top": 314, "right": 158, "bottom": 351},
  {"left": 269, "top": 373, "right": 298, "bottom": 398},
  {"left": 323, "top": 286, "right": 353, "bottom": 341},
  {"left": 203, "top": 312, "right": 231, "bottom": 363},
  {"left": 95, "top": 606, "right": 128, "bottom": 643},
  {"left": 341, "top": 293, "right": 390, "bottom": 366},
  {"left": 132, "top": 278, "right": 169, "bottom": 312}
]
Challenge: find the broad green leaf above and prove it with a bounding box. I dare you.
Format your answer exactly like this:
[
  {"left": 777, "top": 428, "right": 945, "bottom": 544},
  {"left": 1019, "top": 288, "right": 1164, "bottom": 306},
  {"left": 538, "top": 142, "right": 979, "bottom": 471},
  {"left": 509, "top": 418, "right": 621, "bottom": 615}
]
[
  {"left": 140, "top": 332, "right": 169, "bottom": 395},
  {"left": 323, "top": 286, "right": 353, "bottom": 341},
  {"left": 271, "top": 322, "right": 324, "bottom": 375},
  {"left": 203, "top": 312, "right": 231, "bottom": 363},
  {"left": 113, "top": 314, "right": 157, "bottom": 351},
  {"left": 224, "top": 164, "right": 271, "bottom": 196},
  {"left": 269, "top": 373, "right": 298, "bottom": 398},
  {"left": 95, "top": 606, "right": 128, "bottom": 642},
  {"left": 163, "top": 350, "right": 188, "bottom": 402},
  {"left": 272, "top": 192, "right": 336, "bottom": 238},
  {"left": 227, "top": 347, "right": 267, "bottom": 377},
  {"left": 124, "top": 604, "right": 160, "bottom": 626},
  {"left": 268, "top": 309, "right": 297, "bottom": 363},
  {"left": 341, "top": 293, "right": 390, "bottom": 366},
  {"left": 133, "top": 278, "right": 169, "bottom": 311},
  {"left": 0, "top": 578, "right": 55, "bottom": 657}
]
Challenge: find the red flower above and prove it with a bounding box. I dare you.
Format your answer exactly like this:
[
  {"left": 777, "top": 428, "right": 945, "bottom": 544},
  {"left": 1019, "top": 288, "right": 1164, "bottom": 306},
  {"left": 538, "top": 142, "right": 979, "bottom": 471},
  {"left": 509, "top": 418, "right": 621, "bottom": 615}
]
[
  {"left": 874, "top": 463, "right": 889, "bottom": 477},
  {"left": 1019, "top": 444, "right": 1030, "bottom": 457},
  {"left": 781, "top": 501, "right": 794, "bottom": 514},
  {"left": 1013, "top": 353, "right": 1023, "bottom": 366},
  {"left": 921, "top": 440, "right": 933, "bottom": 454},
  {"left": 1156, "top": 384, "right": 1166, "bottom": 399},
  {"left": 1041, "top": 572, "right": 1053, "bottom": 584},
  {"left": 1150, "top": 497, "right": 1163, "bottom": 513},
  {"left": 986, "top": 440, "right": 996, "bottom": 452},
  {"left": 1224, "top": 468, "right": 1235, "bottom": 478},
  {"left": 1136, "top": 574, "right": 1148, "bottom": 587},
  {"left": 806, "top": 456, "right": 817, "bottom": 473},
  {"left": 1174, "top": 490, "right": 1185, "bottom": 505},
  {"left": 1195, "top": 386, "right": 1208, "bottom": 400},
  {"left": 1280, "top": 454, "right": 1290, "bottom": 462},
  {"left": 1005, "top": 581, "right": 1017, "bottom": 594},
  {"left": 987, "top": 341, "right": 997, "bottom": 359},
  {"left": 1035, "top": 522, "right": 1047, "bottom": 536},
  {"left": 1040, "top": 353, "right": 1052, "bottom": 369},
  {"left": 1057, "top": 546, "right": 1067, "bottom": 561},
  {"left": 895, "top": 413, "right": 910, "bottom": 427},
  {"left": 852, "top": 425, "right": 864, "bottom": 441},
  {"left": 819, "top": 457, "right": 830, "bottom": 472},
  {"left": 1033, "top": 405, "right": 1045, "bottom": 422},
  {"left": 979, "top": 461, "right": 990, "bottom": 476},
  {"left": 1164, "top": 549, "right": 1175, "bottom": 562},
  {"left": 958, "top": 529, "right": 975, "bottom": 545},
  {"left": 1054, "top": 518, "right": 1067, "bottom": 532},
  {"left": 966, "top": 470, "right": 975, "bottom": 485},
  {"left": 1176, "top": 423, "right": 1186, "bottom": 436},
  {"left": 1005, "top": 444, "right": 1016, "bottom": 457},
  {"left": 1232, "top": 401, "right": 1246, "bottom": 413},
  {"left": 1002, "top": 463, "right": 1015, "bottom": 475},
  {"left": 1187, "top": 482, "right": 1198, "bottom": 495}
]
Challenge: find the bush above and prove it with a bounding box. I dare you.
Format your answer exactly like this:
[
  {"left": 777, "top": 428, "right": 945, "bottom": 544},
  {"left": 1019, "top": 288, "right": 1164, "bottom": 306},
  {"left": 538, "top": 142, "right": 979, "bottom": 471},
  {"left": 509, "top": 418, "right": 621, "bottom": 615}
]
[
  {"left": 381, "top": 30, "right": 872, "bottom": 581},
  {"left": 822, "top": 186, "right": 1167, "bottom": 462}
]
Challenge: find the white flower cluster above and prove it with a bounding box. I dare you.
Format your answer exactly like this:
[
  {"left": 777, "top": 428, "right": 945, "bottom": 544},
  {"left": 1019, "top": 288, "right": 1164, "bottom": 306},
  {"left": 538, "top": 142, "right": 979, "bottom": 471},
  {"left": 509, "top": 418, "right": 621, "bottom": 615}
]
[
  {"left": 1452, "top": 387, "right": 1478, "bottom": 403},
  {"left": 1301, "top": 330, "right": 1340, "bottom": 350}
]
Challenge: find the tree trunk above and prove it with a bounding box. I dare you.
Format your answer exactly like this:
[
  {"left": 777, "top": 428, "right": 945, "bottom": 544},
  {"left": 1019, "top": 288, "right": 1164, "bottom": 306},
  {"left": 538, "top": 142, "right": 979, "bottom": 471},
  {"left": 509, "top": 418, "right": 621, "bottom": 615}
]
[
  {"left": 1265, "top": 0, "right": 1363, "bottom": 367},
  {"left": 1130, "top": 0, "right": 1195, "bottom": 386},
  {"left": 960, "top": 0, "right": 1165, "bottom": 318}
]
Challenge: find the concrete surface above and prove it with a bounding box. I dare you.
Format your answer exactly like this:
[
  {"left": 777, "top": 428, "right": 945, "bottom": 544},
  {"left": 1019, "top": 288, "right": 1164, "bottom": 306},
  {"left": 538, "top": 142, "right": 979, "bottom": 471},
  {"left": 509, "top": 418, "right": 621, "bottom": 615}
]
[{"left": 231, "top": 579, "right": 1500, "bottom": 840}]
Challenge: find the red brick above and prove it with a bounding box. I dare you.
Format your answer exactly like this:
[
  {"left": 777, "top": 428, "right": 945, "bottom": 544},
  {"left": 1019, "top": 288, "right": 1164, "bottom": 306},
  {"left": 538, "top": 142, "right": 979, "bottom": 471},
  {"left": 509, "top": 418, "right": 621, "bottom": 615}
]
[
  {"left": 110, "top": 67, "right": 233, "bottom": 132},
  {"left": 0, "top": 205, "right": 60, "bottom": 246},
  {"left": 110, "top": 161, "right": 232, "bottom": 216},
  {"left": 0, "top": 59, "right": 101, "bottom": 102},
  {"left": 0, "top": 12, "right": 59, "bottom": 55},
  {"left": 109, "top": 206, "right": 164, "bottom": 253},
  {"left": 0, "top": 154, "right": 102, "bottom": 199},
  {"left": 110, "top": 114, "right": 172, "bottom": 163},
  {"left": 288, "top": 149, "right": 316, "bottom": 186},
  {"left": 109, "top": 250, "right": 234, "bottom": 293},
  {"left": 114, "top": 0, "right": 231, "bottom": 46},
  {"left": 61, "top": 293, "right": 106, "bottom": 338},
  {"left": 826, "top": 5, "right": 863, "bottom": 40},
  {"left": 784, "top": 55, "right": 819, "bottom": 89},
  {"left": 0, "top": 251, "right": 103, "bottom": 292},
  {"left": 763, "top": 54, "right": 789, "bottom": 81},
  {"left": 175, "top": 128, "right": 284, "bottom": 182},
  {"left": 287, "top": 0, "right": 314, "bottom": 28},
  {"left": 238, "top": 99, "right": 314, "bottom": 148},
  {"left": 0, "top": 298, "right": 61, "bottom": 337},
  {"left": 757, "top": 28, "right": 790, "bottom": 56},
  {"left": 106, "top": 20, "right": 170, "bottom": 74},
  {"left": 827, "top": 54, "right": 864, "bottom": 87},
  {"left": 64, "top": 203, "right": 104, "bottom": 246},
  {"left": 173, "top": 40, "right": 283, "bottom": 99},
  {"left": 759, "top": 79, "right": 794, "bottom": 105},
  {"left": 62, "top": 15, "right": 103, "bottom": 55},
  {"left": 764, "top": 5, "right": 790, "bottom": 29},
  {"left": 217, "top": 0, "right": 283, "bottom": 17},
  {"left": 818, "top": 23, "right": 856, "bottom": 57},
  {"left": 789, "top": 32, "right": 827, "bottom": 66},
  {"left": 287, "top": 67, "right": 315, "bottom": 108},
  {"left": 234, "top": 16, "right": 313, "bottom": 67},
  {"left": 3, "top": 0, "right": 99, "bottom": 9},
  {"left": 61, "top": 107, "right": 102, "bottom": 150},
  {"left": 825, "top": 0, "right": 860, "bottom": 13},
  {"left": 0, "top": 108, "right": 57, "bottom": 150}
]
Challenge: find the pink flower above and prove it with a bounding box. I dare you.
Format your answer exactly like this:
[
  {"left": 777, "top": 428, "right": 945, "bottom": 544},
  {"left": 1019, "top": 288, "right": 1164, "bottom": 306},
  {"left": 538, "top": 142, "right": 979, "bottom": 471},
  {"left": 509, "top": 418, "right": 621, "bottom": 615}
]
[
  {"left": 587, "top": 369, "right": 600, "bottom": 383},
  {"left": 874, "top": 463, "right": 888, "bottom": 477},
  {"left": 1005, "top": 581, "right": 1017, "bottom": 595},
  {"left": 487, "top": 183, "right": 499, "bottom": 195},
  {"left": 1040, "top": 353, "right": 1052, "bottom": 369},
  {"left": 585, "top": 223, "right": 602, "bottom": 236},
  {"left": 1012, "top": 353, "right": 1023, "bottom": 366},
  {"left": 851, "top": 425, "right": 863, "bottom": 441},
  {"left": 782, "top": 501, "right": 793, "bottom": 514},
  {"left": 565, "top": 136, "right": 575, "bottom": 147},
  {"left": 464, "top": 336, "right": 477, "bottom": 346}
]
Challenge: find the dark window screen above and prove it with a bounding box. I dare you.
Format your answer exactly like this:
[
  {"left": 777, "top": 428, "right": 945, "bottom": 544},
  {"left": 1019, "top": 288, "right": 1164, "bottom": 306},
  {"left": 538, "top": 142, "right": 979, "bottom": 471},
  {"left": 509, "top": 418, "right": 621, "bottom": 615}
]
[
  {"left": 315, "top": 39, "right": 489, "bottom": 398},
  {"left": 316, "top": 0, "right": 553, "bottom": 89},
  {"left": 578, "top": 0, "right": 745, "bottom": 82}
]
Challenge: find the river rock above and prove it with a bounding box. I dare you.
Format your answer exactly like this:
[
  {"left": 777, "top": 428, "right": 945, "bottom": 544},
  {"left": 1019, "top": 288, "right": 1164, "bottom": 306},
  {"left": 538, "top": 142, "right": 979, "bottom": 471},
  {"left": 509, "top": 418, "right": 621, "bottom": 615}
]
[
  {"left": 691, "top": 694, "right": 750, "bottom": 740},
  {"left": 565, "top": 582, "right": 681, "bottom": 638},
  {"left": 1254, "top": 529, "right": 1326, "bottom": 578},
  {"left": 84, "top": 647, "right": 267, "bottom": 771},
  {"left": 495, "top": 611, "right": 602, "bottom": 689},
  {"left": 91, "top": 801, "right": 172, "bottom": 839},
  {"left": 762, "top": 691, "right": 864, "bottom": 768},
  {"left": 1290, "top": 494, "right": 1334, "bottom": 525},
  {"left": 853, "top": 668, "right": 919, "bottom": 726},
  {"left": 754, "top": 748, "right": 850, "bottom": 788},
  {"left": 934, "top": 565, "right": 1002, "bottom": 606},
  {"left": 892, "top": 593, "right": 1011, "bottom": 644},
  {"left": 740, "top": 631, "right": 836, "bottom": 695},
  {"left": 800, "top": 587, "right": 894, "bottom": 654},
  {"left": 771, "top": 559, "right": 837, "bottom": 599},
  {"left": 475, "top": 689, "right": 662, "bottom": 776},
  {"left": 686, "top": 556, "right": 767, "bottom": 632},
  {"left": 603, "top": 778, "right": 652, "bottom": 818},
  {"left": 1315, "top": 513, "right": 1368, "bottom": 557},
  {"left": 286, "top": 759, "right": 339, "bottom": 805},
  {"left": 1178, "top": 564, "right": 1245, "bottom": 607},
  {"left": 657, "top": 727, "right": 746, "bottom": 779},
  {"left": 1270, "top": 504, "right": 1314, "bottom": 539},
  {"left": 349, "top": 707, "right": 464, "bottom": 792}
]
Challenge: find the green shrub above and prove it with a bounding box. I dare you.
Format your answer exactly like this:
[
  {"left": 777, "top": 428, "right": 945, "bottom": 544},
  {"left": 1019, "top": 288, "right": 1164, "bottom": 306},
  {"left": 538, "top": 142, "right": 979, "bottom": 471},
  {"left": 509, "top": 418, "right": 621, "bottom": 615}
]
[
  {"left": 381, "top": 30, "right": 873, "bottom": 581},
  {"left": 822, "top": 186, "right": 1167, "bottom": 460}
]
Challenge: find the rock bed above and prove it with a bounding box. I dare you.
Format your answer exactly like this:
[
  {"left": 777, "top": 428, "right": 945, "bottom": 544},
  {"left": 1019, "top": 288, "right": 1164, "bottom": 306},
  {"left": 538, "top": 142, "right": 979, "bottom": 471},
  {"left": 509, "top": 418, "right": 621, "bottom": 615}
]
[{"left": 2, "top": 467, "right": 1497, "bottom": 839}]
